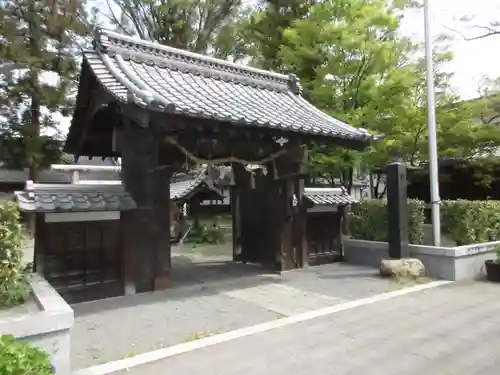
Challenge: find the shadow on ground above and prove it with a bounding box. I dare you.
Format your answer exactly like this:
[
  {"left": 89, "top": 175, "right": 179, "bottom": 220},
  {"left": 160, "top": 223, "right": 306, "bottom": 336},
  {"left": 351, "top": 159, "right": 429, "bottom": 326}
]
[
  {"left": 70, "top": 242, "right": 409, "bottom": 370},
  {"left": 73, "top": 250, "right": 281, "bottom": 317}
]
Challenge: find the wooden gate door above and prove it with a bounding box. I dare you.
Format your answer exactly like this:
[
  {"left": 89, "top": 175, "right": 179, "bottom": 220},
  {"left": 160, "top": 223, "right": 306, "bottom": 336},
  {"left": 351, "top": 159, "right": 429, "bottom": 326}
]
[
  {"left": 306, "top": 212, "right": 343, "bottom": 266},
  {"left": 40, "top": 219, "right": 123, "bottom": 303}
]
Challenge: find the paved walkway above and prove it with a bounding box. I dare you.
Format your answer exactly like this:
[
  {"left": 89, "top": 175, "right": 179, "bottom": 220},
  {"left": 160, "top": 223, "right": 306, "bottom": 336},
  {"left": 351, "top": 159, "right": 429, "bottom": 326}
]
[
  {"left": 71, "top": 262, "right": 400, "bottom": 369},
  {"left": 111, "top": 281, "right": 500, "bottom": 375}
]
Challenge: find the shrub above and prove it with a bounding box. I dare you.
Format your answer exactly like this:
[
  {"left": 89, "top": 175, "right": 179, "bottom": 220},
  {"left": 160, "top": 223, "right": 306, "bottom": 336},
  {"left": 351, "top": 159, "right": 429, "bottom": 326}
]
[
  {"left": 441, "top": 200, "right": 500, "bottom": 245},
  {"left": 0, "top": 202, "right": 30, "bottom": 308},
  {"left": 185, "top": 223, "right": 225, "bottom": 245},
  {"left": 348, "top": 199, "right": 425, "bottom": 244},
  {"left": 0, "top": 335, "right": 54, "bottom": 375}
]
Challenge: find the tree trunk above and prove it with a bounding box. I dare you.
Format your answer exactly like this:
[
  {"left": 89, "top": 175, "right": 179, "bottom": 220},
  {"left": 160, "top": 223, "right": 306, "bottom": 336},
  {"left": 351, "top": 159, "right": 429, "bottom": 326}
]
[
  {"left": 28, "top": 91, "right": 40, "bottom": 182},
  {"left": 347, "top": 167, "right": 353, "bottom": 194},
  {"left": 369, "top": 171, "right": 374, "bottom": 199},
  {"left": 27, "top": 1, "right": 41, "bottom": 183},
  {"left": 373, "top": 171, "right": 381, "bottom": 199},
  {"left": 26, "top": 2, "right": 41, "bottom": 238}
]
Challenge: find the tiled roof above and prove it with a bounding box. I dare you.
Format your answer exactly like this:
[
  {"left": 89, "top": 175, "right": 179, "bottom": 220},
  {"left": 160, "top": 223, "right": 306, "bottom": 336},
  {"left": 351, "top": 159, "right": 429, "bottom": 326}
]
[
  {"left": 80, "top": 28, "right": 372, "bottom": 141},
  {"left": 304, "top": 187, "right": 357, "bottom": 206},
  {"left": 171, "top": 170, "right": 223, "bottom": 201},
  {"left": 15, "top": 182, "right": 136, "bottom": 213}
]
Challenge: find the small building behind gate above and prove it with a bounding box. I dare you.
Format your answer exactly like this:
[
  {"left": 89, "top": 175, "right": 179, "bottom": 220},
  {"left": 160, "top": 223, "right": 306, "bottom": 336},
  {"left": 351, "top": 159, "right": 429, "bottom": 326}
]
[
  {"left": 303, "top": 187, "right": 357, "bottom": 266},
  {"left": 15, "top": 181, "right": 136, "bottom": 303},
  {"left": 13, "top": 167, "right": 226, "bottom": 303}
]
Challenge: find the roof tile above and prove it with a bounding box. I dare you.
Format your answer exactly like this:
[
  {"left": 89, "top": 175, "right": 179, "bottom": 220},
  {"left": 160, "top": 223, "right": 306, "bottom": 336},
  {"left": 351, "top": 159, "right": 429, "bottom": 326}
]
[
  {"left": 81, "top": 29, "right": 372, "bottom": 142},
  {"left": 171, "top": 169, "right": 223, "bottom": 202},
  {"left": 304, "top": 187, "right": 357, "bottom": 206},
  {"left": 15, "top": 183, "right": 136, "bottom": 213}
]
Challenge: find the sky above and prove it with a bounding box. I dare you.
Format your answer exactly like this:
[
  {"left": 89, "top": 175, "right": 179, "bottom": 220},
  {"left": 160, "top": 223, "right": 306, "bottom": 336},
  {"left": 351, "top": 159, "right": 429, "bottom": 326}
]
[
  {"left": 400, "top": 0, "right": 500, "bottom": 100},
  {"left": 53, "top": 0, "right": 500, "bottom": 135}
]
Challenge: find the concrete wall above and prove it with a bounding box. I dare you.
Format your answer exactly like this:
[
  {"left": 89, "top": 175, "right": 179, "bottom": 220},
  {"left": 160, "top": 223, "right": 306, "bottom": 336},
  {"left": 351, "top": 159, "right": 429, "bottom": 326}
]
[
  {"left": 0, "top": 275, "right": 73, "bottom": 375},
  {"left": 344, "top": 239, "right": 500, "bottom": 281}
]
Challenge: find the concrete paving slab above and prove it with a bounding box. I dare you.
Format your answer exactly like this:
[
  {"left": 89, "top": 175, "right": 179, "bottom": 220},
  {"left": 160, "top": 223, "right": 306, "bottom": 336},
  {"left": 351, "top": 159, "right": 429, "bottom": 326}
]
[
  {"left": 70, "top": 259, "right": 418, "bottom": 370},
  {"left": 103, "top": 281, "right": 500, "bottom": 375}
]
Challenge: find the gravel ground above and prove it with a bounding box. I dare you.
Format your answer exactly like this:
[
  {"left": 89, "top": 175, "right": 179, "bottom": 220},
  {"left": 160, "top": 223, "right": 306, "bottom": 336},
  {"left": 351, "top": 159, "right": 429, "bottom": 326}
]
[
  {"left": 71, "top": 280, "right": 279, "bottom": 370},
  {"left": 71, "top": 249, "right": 416, "bottom": 371}
]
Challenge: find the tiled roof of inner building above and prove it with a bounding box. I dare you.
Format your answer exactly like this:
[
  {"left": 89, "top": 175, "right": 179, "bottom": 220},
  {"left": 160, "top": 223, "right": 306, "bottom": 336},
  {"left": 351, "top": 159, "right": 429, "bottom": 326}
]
[
  {"left": 80, "top": 28, "right": 373, "bottom": 141},
  {"left": 304, "top": 187, "right": 358, "bottom": 206},
  {"left": 171, "top": 170, "right": 223, "bottom": 201},
  {"left": 14, "top": 182, "right": 136, "bottom": 213}
]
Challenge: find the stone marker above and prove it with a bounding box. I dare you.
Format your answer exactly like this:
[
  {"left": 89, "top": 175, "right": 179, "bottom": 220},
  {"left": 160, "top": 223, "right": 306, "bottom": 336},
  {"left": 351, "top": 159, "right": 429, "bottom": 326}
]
[{"left": 379, "top": 258, "right": 425, "bottom": 278}]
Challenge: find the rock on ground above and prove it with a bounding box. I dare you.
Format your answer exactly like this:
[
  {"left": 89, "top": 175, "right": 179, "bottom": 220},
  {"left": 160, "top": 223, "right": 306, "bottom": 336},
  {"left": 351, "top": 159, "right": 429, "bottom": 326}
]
[{"left": 379, "top": 258, "right": 425, "bottom": 278}]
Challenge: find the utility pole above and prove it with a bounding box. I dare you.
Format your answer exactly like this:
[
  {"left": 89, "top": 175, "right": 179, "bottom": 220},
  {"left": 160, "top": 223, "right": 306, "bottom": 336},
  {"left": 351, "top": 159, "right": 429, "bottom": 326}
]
[{"left": 424, "top": 0, "right": 441, "bottom": 246}]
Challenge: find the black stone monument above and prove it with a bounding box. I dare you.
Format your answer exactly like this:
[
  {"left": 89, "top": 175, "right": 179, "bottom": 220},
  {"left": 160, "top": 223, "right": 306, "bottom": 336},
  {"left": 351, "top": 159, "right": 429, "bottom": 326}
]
[{"left": 386, "top": 161, "right": 410, "bottom": 259}]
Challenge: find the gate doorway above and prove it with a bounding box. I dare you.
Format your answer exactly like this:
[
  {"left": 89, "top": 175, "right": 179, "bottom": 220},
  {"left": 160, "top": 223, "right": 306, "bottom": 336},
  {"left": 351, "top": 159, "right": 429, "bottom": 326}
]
[
  {"left": 39, "top": 219, "right": 123, "bottom": 303},
  {"left": 306, "top": 212, "right": 343, "bottom": 265}
]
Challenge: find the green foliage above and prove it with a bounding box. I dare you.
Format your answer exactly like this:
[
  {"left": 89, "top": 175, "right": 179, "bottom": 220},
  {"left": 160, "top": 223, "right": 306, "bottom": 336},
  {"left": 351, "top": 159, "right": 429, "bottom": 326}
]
[
  {"left": 493, "top": 245, "right": 500, "bottom": 264},
  {"left": 348, "top": 199, "right": 425, "bottom": 244},
  {"left": 0, "top": 0, "right": 91, "bottom": 178},
  {"left": 0, "top": 335, "right": 53, "bottom": 375},
  {"left": 243, "top": 0, "right": 317, "bottom": 70},
  {"left": 0, "top": 135, "right": 63, "bottom": 170},
  {"left": 243, "top": 0, "right": 500, "bottom": 191},
  {"left": 104, "top": 0, "right": 248, "bottom": 59},
  {"left": 272, "top": 0, "right": 425, "bottom": 188},
  {"left": 441, "top": 200, "right": 500, "bottom": 246},
  {"left": 185, "top": 223, "right": 225, "bottom": 245},
  {"left": 0, "top": 202, "right": 30, "bottom": 308}
]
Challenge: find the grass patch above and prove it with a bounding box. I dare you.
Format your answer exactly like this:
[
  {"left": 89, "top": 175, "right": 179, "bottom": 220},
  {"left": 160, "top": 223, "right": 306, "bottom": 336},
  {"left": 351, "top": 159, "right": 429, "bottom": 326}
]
[
  {"left": 176, "top": 241, "right": 233, "bottom": 257},
  {"left": 122, "top": 349, "right": 137, "bottom": 359},
  {"left": 389, "top": 274, "right": 432, "bottom": 290},
  {"left": 275, "top": 312, "right": 288, "bottom": 319},
  {"left": 181, "top": 329, "right": 223, "bottom": 343}
]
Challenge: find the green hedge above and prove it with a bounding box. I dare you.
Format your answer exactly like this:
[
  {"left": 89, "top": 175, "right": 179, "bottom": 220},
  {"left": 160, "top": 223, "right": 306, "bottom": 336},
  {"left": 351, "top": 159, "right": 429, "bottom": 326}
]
[
  {"left": 348, "top": 199, "right": 425, "bottom": 244},
  {"left": 441, "top": 200, "right": 500, "bottom": 245},
  {"left": 0, "top": 335, "right": 53, "bottom": 375},
  {"left": 0, "top": 202, "right": 30, "bottom": 308}
]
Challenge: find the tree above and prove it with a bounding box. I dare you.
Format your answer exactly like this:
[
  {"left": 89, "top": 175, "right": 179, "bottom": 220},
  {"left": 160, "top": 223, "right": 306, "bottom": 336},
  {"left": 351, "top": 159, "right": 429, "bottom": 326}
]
[
  {"left": 469, "top": 77, "right": 500, "bottom": 126},
  {"left": 455, "top": 14, "right": 500, "bottom": 41},
  {"left": 103, "top": 0, "right": 248, "bottom": 59},
  {"left": 273, "top": 0, "right": 500, "bottom": 197},
  {"left": 0, "top": 0, "right": 91, "bottom": 179},
  {"left": 242, "top": 0, "right": 318, "bottom": 71},
  {"left": 276, "top": 0, "right": 423, "bottom": 193},
  {"left": 0, "top": 110, "right": 64, "bottom": 169}
]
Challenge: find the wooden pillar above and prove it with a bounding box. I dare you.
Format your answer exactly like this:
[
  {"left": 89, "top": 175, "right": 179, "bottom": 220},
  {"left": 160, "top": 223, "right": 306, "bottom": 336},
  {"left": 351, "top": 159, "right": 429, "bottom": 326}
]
[
  {"left": 152, "top": 167, "right": 172, "bottom": 290},
  {"left": 230, "top": 186, "right": 242, "bottom": 261},
  {"left": 280, "top": 176, "right": 295, "bottom": 271},
  {"left": 120, "top": 111, "right": 172, "bottom": 293},
  {"left": 232, "top": 163, "right": 253, "bottom": 264},
  {"left": 275, "top": 144, "right": 308, "bottom": 271},
  {"left": 231, "top": 144, "right": 307, "bottom": 272},
  {"left": 32, "top": 213, "right": 43, "bottom": 275},
  {"left": 294, "top": 177, "right": 308, "bottom": 268},
  {"left": 338, "top": 205, "right": 347, "bottom": 258},
  {"left": 191, "top": 199, "right": 200, "bottom": 229}
]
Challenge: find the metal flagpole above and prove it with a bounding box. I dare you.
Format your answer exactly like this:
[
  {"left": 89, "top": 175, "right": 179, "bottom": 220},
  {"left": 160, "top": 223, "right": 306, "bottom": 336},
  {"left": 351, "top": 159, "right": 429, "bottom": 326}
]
[{"left": 423, "top": 0, "right": 441, "bottom": 246}]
